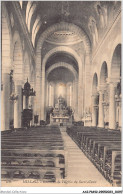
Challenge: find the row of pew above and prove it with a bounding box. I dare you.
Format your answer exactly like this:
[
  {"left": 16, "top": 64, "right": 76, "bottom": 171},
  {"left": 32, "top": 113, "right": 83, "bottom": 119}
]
[
  {"left": 1, "top": 126, "right": 66, "bottom": 182},
  {"left": 67, "top": 126, "right": 121, "bottom": 187}
]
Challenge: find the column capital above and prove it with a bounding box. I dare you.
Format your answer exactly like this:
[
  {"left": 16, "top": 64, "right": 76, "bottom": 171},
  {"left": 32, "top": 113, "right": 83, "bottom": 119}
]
[
  {"left": 97, "top": 84, "right": 107, "bottom": 93},
  {"left": 109, "top": 82, "right": 118, "bottom": 89},
  {"left": 106, "top": 77, "right": 120, "bottom": 86}
]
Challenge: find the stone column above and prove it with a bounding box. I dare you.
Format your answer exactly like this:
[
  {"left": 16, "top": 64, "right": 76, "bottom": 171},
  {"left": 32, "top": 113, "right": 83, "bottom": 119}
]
[
  {"left": 41, "top": 68, "right": 45, "bottom": 120},
  {"left": 98, "top": 90, "right": 104, "bottom": 128},
  {"left": 33, "top": 92, "right": 36, "bottom": 115},
  {"left": 30, "top": 96, "right": 34, "bottom": 126},
  {"left": 67, "top": 84, "right": 70, "bottom": 107},
  {"left": 71, "top": 82, "right": 74, "bottom": 109},
  {"left": 1, "top": 73, "right": 10, "bottom": 131},
  {"left": 84, "top": 54, "right": 91, "bottom": 110},
  {"left": 118, "top": 96, "right": 121, "bottom": 128},
  {"left": 70, "top": 84, "right": 73, "bottom": 107},
  {"left": 52, "top": 83, "right": 55, "bottom": 107},
  {"left": 33, "top": 77, "right": 37, "bottom": 116},
  {"left": 74, "top": 79, "right": 78, "bottom": 119},
  {"left": 33, "top": 94, "right": 37, "bottom": 124},
  {"left": 109, "top": 82, "right": 116, "bottom": 129},
  {"left": 46, "top": 82, "right": 49, "bottom": 107},
  {"left": 92, "top": 107, "right": 97, "bottom": 126},
  {"left": 91, "top": 94, "right": 98, "bottom": 126},
  {"left": 72, "top": 81, "right": 76, "bottom": 111},
  {"left": 35, "top": 70, "right": 41, "bottom": 122},
  {"left": 78, "top": 65, "right": 82, "bottom": 119},
  {"left": 33, "top": 76, "right": 38, "bottom": 125},
  {"left": 14, "top": 84, "right": 22, "bottom": 128}
]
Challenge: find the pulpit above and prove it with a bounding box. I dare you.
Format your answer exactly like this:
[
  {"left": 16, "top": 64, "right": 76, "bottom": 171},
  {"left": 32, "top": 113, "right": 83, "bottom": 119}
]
[
  {"left": 22, "top": 109, "right": 33, "bottom": 127},
  {"left": 22, "top": 79, "right": 36, "bottom": 127}
]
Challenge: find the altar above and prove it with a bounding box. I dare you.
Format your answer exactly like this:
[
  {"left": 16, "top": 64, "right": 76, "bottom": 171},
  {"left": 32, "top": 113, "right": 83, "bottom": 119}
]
[
  {"left": 50, "top": 115, "right": 72, "bottom": 126},
  {"left": 50, "top": 96, "right": 73, "bottom": 126}
]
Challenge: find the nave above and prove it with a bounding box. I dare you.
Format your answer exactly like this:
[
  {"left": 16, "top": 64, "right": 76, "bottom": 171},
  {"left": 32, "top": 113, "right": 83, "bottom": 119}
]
[
  {"left": 1, "top": 1, "right": 122, "bottom": 131},
  {"left": 1, "top": 125, "right": 121, "bottom": 187},
  {"left": 1, "top": 1, "right": 122, "bottom": 188}
]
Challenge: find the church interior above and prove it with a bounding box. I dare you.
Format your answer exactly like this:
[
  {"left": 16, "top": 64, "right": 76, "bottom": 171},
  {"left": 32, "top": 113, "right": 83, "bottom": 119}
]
[{"left": 1, "top": 1, "right": 122, "bottom": 187}]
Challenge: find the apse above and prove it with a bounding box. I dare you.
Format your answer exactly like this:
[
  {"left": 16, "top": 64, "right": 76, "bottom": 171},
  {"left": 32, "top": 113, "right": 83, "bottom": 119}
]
[
  {"left": 47, "top": 66, "right": 75, "bottom": 107},
  {"left": 56, "top": 82, "right": 66, "bottom": 99}
]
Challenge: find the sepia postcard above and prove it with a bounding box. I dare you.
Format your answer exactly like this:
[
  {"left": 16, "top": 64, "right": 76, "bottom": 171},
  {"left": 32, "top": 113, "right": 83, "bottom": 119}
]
[{"left": 1, "top": 0, "right": 122, "bottom": 193}]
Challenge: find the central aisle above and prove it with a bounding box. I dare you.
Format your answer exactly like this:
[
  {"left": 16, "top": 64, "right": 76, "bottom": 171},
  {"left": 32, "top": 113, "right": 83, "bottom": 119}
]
[{"left": 61, "top": 129, "right": 111, "bottom": 187}]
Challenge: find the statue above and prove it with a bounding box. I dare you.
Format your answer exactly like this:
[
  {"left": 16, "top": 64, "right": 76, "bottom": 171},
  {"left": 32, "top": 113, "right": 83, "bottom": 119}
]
[
  {"left": 88, "top": 16, "right": 98, "bottom": 46},
  {"left": 58, "top": 95, "right": 65, "bottom": 110}
]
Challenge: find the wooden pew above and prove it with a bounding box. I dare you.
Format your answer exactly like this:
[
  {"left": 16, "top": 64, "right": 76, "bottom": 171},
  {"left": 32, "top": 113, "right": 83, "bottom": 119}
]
[
  {"left": 2, "top": 165, "right": 62, "bottom": 181},
  {"left": 66, "top": 125, "right": 121, "bottom": 186},
  {"left": 1, "top": 126, "right": 66, "bottom": 182}
]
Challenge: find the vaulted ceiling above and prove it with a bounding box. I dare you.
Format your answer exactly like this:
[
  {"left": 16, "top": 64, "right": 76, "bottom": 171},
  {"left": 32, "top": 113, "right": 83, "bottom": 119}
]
[
  {"left": 48, "top": 66, "right": 74, "bottom": 83},
  {"left": 19, "top": 1, "right": 121, "bottom": 48},
  {"left": 45, "top": 52, "right": 78, "bottom": 72}
]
